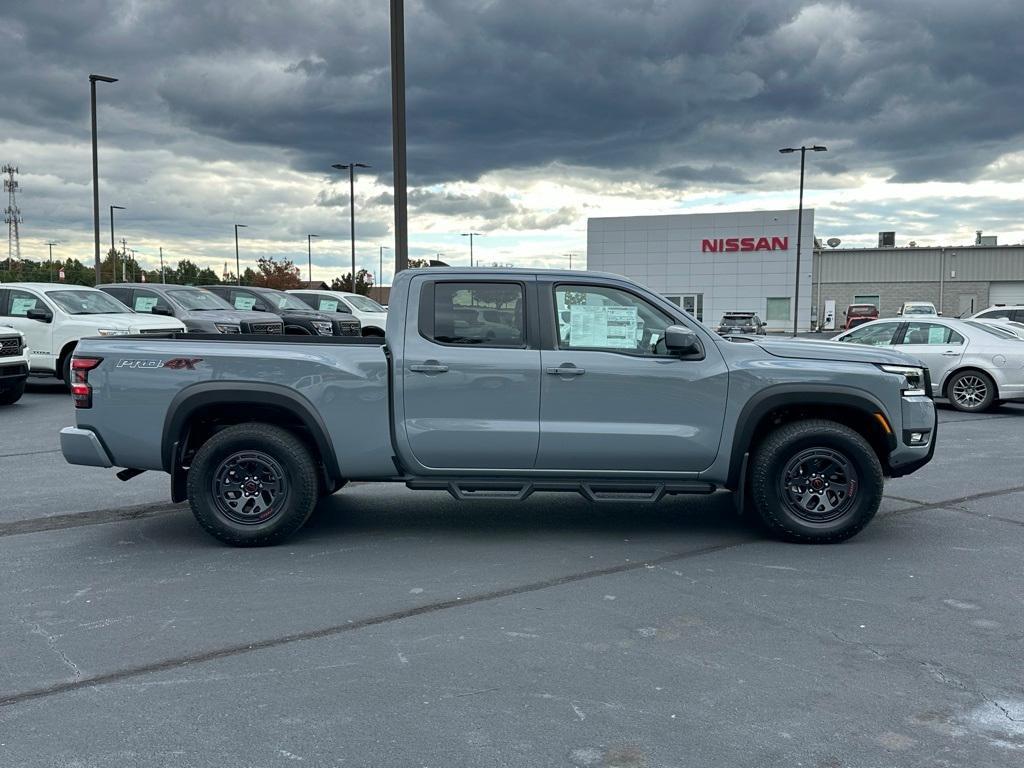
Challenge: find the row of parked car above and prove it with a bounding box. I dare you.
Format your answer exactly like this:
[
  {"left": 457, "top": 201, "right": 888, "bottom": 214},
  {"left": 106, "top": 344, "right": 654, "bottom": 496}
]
[{"left": 0, "top": 281, "right": 389, "bottom": 404}]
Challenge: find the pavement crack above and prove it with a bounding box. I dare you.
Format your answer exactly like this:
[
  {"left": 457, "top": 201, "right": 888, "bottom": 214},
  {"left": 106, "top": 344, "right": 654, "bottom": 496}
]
[
  {"left": 826, "top": 628, "right": 886, "bottom": 660},
  {"left": 17, "top": 617, "right": 82, "bottom": 681}
]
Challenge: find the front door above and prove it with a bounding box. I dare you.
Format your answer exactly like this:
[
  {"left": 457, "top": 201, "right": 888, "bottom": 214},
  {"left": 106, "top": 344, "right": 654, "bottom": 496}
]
[
  {"left": 400, "top": 278, "right": 541, "bottom": 470},
  {"left": 536, "top": 282, "right": 728, "bottom": 473},
  {"left": 893, "top": 321, "right": 966, "bottom": 393},
  {"left": 0, "top": 288, "right": 54, "bottom": 371}
]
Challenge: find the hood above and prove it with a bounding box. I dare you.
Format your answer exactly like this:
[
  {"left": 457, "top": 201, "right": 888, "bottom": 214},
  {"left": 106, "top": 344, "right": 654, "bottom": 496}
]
[
  {"left": 751, "top": 337, "right": 923, "bottom": 367},
  {"left": 128, "top": 314, "right": 186, "bottom": 331},
  {"left": 280, "top": 309, "right": 333, "bottom": 321}
]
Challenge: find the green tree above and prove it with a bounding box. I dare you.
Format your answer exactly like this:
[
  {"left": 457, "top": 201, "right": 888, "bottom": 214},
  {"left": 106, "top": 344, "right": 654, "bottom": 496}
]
[{"left": 331, "top": 269, "right": 374, "bottom": 295}]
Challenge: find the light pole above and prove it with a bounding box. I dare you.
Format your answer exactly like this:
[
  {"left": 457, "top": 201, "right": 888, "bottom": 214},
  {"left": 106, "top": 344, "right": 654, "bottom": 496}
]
[
  {"left": 462, "top": 232, "right": 482, "bottom": 267},
  {"left": 47, "top": 241, "right": 58, "bottom": 282},
  {"left": 306, "top": 234, "right": 319, "bottom": 284},
  {"left": 565, "top": 252, "right": 576, "bottom": 270},
  {"left": 331, "top": 163, "right": 369, "bottom": 293},
  {"left": 234, "top": 224, "right": 247, "bottom": 285},
  {"left": 159, "top": 246, "right": 165, "bottom": 283},
  {"left": 109, "top": 204, "right": 125, "bottom": 283},
  {"left": 90, "top": 74, "right": 118, "bottom": 281},
  {"left": 379, "top": 245, "right": 390, "bottom": 300},
  {"left": 778, "top": 144, "right": 827, "bottom": 336},
  {"left": 390, "top": 0, "right": 409, "bottom": 274}
]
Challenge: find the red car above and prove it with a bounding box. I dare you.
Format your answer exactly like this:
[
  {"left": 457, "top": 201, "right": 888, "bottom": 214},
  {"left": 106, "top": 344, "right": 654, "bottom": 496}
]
[{"left": 843, "top": 304, "right": 879, "bottom": 330}]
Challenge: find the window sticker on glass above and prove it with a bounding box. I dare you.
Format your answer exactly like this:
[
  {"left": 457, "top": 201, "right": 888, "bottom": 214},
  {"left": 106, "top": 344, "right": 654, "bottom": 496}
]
[
  {"left": 135, "top": 297, "right": 159, "bottom": 312},
  {"left": 928, "top": 326, "right": 946, "bottom": 344},
  {"left": 568, "top": 305, "right": 639, "bottom": 348},
  {"left": 10, "top": 297, "right": 38, "bottom": 315},
  {"left": 318, "top": 299, "right": 339, "bottom": 312},
  {"left": 234, "top": 295, "right": 256, "bottom": 311}
]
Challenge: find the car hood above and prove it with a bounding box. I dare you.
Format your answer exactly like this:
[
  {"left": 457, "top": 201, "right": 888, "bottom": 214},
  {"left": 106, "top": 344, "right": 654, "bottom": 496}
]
[
  {"left": 751, "top": 337, "right": 923, "bottom": 366},
  {"left": 280, "top": 309, "right": 334, "bottom": 322}
]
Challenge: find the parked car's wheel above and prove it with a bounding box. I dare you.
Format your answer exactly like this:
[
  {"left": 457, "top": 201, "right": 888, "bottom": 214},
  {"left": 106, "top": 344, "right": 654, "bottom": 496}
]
[
  {"left": 750, "top": 419, "right": 883, "bottom": 544},
  {"left": 947, "top": 370, "right": 995, "bottom": 413},
  {"left": 187, "top": 423, "right": 320, "bottom": 546},
  {"left": 60, "top": 345, "right": 76, "bottom": 389},
  {"left": 0, "top": 381, "right": 25, "bottom": 406}
]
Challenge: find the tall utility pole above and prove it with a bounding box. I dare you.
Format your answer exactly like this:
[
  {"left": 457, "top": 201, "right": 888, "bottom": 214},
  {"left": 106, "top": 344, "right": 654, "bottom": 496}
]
[
  {"left": 306, "top": 234, "right": 319, "bottom": 284},
  {"left": 462, "top": 232, "right": 482, "bottom": 267},
  {"left": 379, "top": 244, "right": 390, "bottom": 298},
  {"left": 234, "top": 224, "right": 247, "bottom": 285},
  {"left": 120, "top": 238, "right": 128, "bottom": 283},
  {"left": 47, "top": 241, "right": 58, "bottom": 282},
  {"left": 159, "top": 246, "right": 165, "bottom": 283},
  {"left": 390, "top": 0, "right": 409, "bottom": 274},
  {"left": 109, "top": 204, "right": 125, "bottom": 283},
  {"left": 331, "top": 163, "right": 369, "bottom": 292},
  {"left": 565, "top": 252, "right": 576, "bottom": 270},
  {"left": 778, "top": 144, "right": 827, "bottom": 336},
  {"left": 89, "top": 74, "right": 118, "bottom": 281},
  {"left": 3, "top": 164, "right": 22, "bottom": 275}
]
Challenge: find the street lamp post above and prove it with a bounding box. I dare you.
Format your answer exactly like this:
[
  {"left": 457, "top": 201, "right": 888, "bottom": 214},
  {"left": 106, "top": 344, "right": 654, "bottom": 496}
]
[
  {"left": 778, "top": 144, "right": 827, "bottom": 337},
  {"left": 389, "top": 0, "right": 409, "bottom": 274},
  {"left": 90, "top": 74, "right": 118, "bottom": 281},
  {"left": 47, "top": 241, "right": 58, "bottom": 282},
  {"left": 234, "top": 224, "right": 247, "bottom": 285},
  {"left": 159, "top": 246, "right": 165, "bottom": 283},
  {"left": 461, "top": 232, "right": 482, "bottom": 267},
  {"left": 306, "top": 234, "right": 319, "bottom": 284},
  {"left": 331, "top": 163, "right": 370, "bottom": 293},
  {"left": 109, "top": 204, "right": 125, "bottom": 283},
  {"left": 379, "top": 245, "right": 390, "bottom": 301}
]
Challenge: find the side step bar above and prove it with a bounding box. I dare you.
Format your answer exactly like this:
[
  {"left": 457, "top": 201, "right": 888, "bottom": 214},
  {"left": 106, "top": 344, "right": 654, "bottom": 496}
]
[{"left": 405, "top": 478, "right": 716, "bottom": 503}]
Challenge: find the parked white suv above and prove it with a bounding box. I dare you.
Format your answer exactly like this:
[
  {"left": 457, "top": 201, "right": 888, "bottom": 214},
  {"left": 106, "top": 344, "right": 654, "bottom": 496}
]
[
  {"left": 0, "top": 283, "right": 185, "bottom": 383},
  {"left": 897, "top": 301, "right": 939, "bottom": 317},
  {"left": 287, "top": 290, "right": 387, "bottom": 336},
  {"left": 0, "top": 324, "right": 29, "bottom": 405},
  {"left": 970, "top": 305, "right": 1024, "bottom": 323}
]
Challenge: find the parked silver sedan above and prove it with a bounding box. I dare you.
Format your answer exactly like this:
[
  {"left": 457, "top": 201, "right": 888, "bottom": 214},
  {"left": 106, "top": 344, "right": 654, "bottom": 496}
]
[{"left": 833, "top": 317, "right": 1024, "bottom": 412}]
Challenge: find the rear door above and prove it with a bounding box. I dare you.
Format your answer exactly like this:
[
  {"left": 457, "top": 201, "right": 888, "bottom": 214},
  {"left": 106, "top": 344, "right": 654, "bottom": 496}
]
[
  {"left": 893, "top": 321, "right": 966, "bottom": 392},
  {"left": 536, "top": 280, "right": 728, "bottom": 473},
  {"left": 399, "top": 277, "right": 541, "bottom": 470}
]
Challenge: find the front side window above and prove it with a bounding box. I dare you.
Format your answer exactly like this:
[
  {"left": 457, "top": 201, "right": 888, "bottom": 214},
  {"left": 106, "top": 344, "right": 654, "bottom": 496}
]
[
  {"left": 840, "top": 322, "right": 898, "bottom": 346},
  {"left": 4, "top": 289, "right": 43, "bottom": 317},
  {"left": 430, "top": 282, "right": 525, "bottom": 346},
  {"left": 555, "top": 284, "right": 673, "bottom": 355},
  {"left": 132, "top": 289, "right": 172, "bottom": 314},
  {"left": 900, "top": 322, "right": 963, "bottom": 346},
  {"left": 346, "top": 295, "right": 385, "bottom": 312},
  {"left": 229, "top": 291, "right": 261, "bottom": 311},
  {"left": 310, "top": 294, "right": 350, "bottom": 314},
  {"left": 46, "top": 290, "right": 129, "bottom": 315}
]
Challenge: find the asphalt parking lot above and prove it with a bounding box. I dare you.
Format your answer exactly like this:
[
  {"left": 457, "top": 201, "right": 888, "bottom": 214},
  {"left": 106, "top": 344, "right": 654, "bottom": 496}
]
[{"left": 1, "top": 381, "right": 1023, "bottom": 767}]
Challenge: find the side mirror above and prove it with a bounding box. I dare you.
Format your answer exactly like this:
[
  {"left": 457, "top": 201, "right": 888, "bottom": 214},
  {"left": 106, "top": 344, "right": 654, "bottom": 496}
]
[
  {"left": 152, "top": 306, "right": 175, "bottom": 317},
  {"left": 664, "top": 325, "right": 700, "bottom": 355},
  {"left": 26, "top": 307, "right": 53, "bottom": 323},
  {"left": 937, "top": 311, "right": 943, "bottom": 316}
]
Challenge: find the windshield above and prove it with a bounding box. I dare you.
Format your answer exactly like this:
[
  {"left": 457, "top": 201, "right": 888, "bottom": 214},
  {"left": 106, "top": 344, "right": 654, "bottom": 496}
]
[
  {"left": 721, "top": 314, "right": 754, "bottom": 322},
  {"left": 46, "top": 290, "right": 130, "bottom": 315},
  {"left": 265, "top": 291, "right": 315, "bottom": 311},
  {"left": 168, "top": 288, "right": 233, "bottom": 311},
  {"left": 848, "top": 306, "right": 876, "bottom": 316},
  {"left": 345, "top": 295, "right": 386, "bottom": 312},
  {"left": 965, "top": 320, "right": 1023, "bottom": 340}
]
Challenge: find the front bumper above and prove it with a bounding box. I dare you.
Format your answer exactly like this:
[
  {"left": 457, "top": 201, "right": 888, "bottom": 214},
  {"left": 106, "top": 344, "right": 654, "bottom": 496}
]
[
  {"left": 885, "top": 396, "right": 938, "bottom": 478},
  {"left": 0, "top": 362, "right": 28, "bottom": 384},
  {"left": 60, "top": 427, "right": 113, "bottom": 468}
]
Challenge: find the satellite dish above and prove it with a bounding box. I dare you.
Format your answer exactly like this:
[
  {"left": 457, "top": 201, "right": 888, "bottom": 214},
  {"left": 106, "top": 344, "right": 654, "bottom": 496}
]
[{"left": 826, "top": 238, "right": 841, "bottom": 248}]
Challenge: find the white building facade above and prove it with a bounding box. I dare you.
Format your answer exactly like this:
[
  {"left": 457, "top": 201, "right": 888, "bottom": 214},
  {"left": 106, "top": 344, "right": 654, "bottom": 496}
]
[{"left": 586, "top": 209, "right": 814, "bottom": 331}]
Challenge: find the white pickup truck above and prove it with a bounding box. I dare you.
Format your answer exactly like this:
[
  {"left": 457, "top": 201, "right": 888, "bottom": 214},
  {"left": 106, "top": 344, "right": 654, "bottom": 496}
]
[
  {"left": 0, "top": 283, "right": 185, "bottom": 384},
  {"left": 0, "top": 324, "right": 29, "bottom": 405}
]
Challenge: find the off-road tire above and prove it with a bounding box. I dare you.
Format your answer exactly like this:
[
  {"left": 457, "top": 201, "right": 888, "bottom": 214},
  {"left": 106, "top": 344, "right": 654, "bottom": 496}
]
[
  {"left": 0, "top": 381, "right": 25, "bottom": 406},
  {"left": 946, "top": 370, "right": 996, "bottom": 413},
  {"left": 750, "top": 419, "right": 883, "bottom": 544},
  {"left": 187, "top": 423, "right": 320, "bottom": 546}
]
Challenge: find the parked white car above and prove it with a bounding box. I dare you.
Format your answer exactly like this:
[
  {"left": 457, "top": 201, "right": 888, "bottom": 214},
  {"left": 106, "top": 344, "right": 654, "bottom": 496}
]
[
  {"left": 0, "top": 283, "right": 185, "bottom": 384},
  {"left": 973, "top": 318, "right": 1024, "bottom": 339},
  {"left": 897, "top": 301, "right": 939, "bottom": 317},
  {"left": 969, "top": 305, "right": 1024, "bottom": 323},
  {"left": 833, "top": 317, "right": 1024, "bottom": 412},
  {"left": 0, "top": 323, "right": 29, "bottom": 405},
  {"left": 287, "top": 290, "right": 387, "bottom": 336}
]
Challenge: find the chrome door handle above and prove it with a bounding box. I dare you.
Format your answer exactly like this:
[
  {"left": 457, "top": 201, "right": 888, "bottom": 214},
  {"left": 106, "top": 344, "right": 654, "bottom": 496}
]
[
  {"left": 941, "top": 350, "right": 959, "bottom": 357},
  {"left": 410, "top": 361, "right": 449, "bottom": 374},
  {"left": 546, "top": 366, "right": 586, "bottom": 376}
]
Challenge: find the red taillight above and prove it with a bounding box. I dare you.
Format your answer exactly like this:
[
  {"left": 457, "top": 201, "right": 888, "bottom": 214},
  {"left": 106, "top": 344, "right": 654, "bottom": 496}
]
[{"left": 71, "top": 357, "right": 102, "bottom": 409}]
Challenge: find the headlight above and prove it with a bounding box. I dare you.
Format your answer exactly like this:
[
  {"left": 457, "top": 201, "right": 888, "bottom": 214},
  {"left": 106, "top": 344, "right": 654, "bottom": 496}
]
[
  {"left": 96, "top": 328, "right": 130, "bottom": 336},
  {"left": 879, "top": 364, "right": 927, "bottom": 397},
  {"left": 311, "top": 320, "right": 333, "bottom": 336},
  {"left": 214, "top": 323, "right": 242, "bottom": 334}
]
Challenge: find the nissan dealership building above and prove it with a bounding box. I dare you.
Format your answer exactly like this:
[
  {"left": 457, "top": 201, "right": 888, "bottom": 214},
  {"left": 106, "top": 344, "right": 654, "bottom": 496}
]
[{"left": 586, "top": 209, "right": 813, "bottom": 331}]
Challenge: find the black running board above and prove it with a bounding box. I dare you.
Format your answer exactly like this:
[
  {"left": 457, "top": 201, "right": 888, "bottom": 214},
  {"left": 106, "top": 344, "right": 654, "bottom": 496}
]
[{"left": 405, "top": 478, "right": 716, "bottom": 503}]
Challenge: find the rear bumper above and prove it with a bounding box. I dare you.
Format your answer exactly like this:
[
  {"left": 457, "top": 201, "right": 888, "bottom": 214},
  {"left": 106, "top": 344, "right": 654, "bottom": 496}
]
[{"left": 60, "top": 427, "right": 113, "bottom": 468}]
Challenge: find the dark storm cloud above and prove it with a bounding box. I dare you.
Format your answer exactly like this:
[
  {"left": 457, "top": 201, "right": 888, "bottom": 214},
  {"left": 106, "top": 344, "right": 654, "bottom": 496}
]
[{"left": 3, "top": 0, "right": 1024, "bottom": 200}]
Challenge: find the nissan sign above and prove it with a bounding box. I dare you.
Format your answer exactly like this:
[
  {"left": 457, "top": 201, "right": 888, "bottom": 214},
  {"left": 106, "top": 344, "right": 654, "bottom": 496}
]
[{"left": 702, "top": 236, "right": 789, "bottom": 253}]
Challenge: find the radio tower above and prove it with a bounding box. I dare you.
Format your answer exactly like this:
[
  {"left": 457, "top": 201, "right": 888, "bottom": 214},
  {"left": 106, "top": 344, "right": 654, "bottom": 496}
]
[{"left": 3, "top": 164, "right": 23, "bottom": 274}]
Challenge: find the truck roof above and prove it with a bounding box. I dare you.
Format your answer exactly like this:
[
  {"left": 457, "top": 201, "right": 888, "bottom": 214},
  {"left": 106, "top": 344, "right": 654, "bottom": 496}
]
[{"left": 399, "top": 267, "right": 626, "bottom": 280}]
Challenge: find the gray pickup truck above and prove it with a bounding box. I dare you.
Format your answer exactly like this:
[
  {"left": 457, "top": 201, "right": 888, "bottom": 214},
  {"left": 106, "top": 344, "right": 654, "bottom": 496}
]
[{"left": 61, "top": 268, "right": 937, "bottom": 546}]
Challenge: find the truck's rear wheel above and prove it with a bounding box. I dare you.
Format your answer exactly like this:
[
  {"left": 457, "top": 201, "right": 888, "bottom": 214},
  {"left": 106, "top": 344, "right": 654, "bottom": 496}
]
[
  {"left": 187, "top": 423, "right": 319, "bottom": 546},
  {"left": 750, "top": 419, "right": 883, "bottom": 544}
]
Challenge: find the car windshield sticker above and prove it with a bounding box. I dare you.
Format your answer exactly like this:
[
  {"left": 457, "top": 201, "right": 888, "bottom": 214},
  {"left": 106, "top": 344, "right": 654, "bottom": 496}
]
[
  {"left": 568, "top": 306, "right": 638, "bottom": 348},
  {"left": 234, "top": 296, "right": 256, "bottom": 311},
  {"left": 10, "top": 297, "right": 37, "bottom": 315},
  {"left": 319, "top": 299, "right": 339, "bottom": 312},
  {"left": 135, "top": 297, "right": 159, "bottom": 312}
]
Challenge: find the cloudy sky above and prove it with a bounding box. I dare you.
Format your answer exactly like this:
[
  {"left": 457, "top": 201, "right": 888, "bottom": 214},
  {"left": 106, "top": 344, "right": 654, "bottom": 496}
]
[{"left": 2, "top": 0, "right": 1023, "bottom": 283}]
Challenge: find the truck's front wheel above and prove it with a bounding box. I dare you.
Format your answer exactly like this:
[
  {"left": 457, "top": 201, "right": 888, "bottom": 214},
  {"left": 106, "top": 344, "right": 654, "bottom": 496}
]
[
  {"left": 187, "top": 423, "right": 320, "bottom": 546},
  {"left": 750, "top": 420, "right": 883, "bottom": 544}
]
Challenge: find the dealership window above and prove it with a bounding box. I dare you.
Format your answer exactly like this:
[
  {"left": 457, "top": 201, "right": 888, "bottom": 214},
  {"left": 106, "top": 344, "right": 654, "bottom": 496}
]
[
  {"left": 555, "top": 284, "right": 673, "bottom": 355},
  {"left": 854, "top": 294, "right": 881, "bottom": 308},
  {"left": 430, "top": 282, "right": 525, "bottom": 346},
  {"left": 664, "top": 294, "right": 703, "bottom": 321},
  {"left": 765, "top": 297, "right": 791, "bottom": 323}
]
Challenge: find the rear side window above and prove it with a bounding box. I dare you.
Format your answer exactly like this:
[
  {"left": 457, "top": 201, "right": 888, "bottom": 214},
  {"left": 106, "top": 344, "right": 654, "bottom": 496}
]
[{"left": 427, "top": 282, "right": 525, "bottom": 346}]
